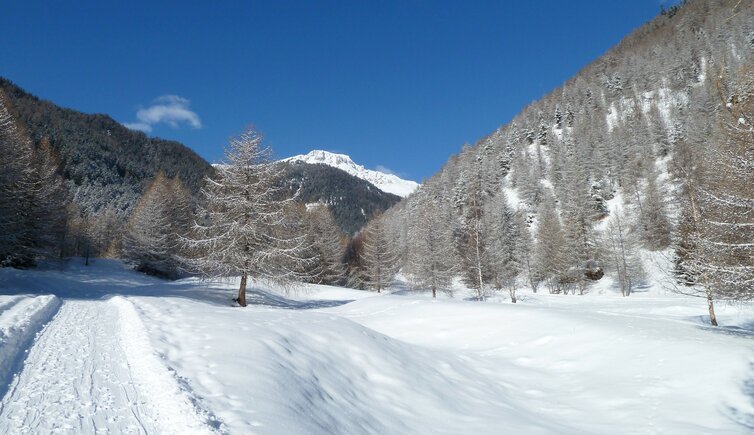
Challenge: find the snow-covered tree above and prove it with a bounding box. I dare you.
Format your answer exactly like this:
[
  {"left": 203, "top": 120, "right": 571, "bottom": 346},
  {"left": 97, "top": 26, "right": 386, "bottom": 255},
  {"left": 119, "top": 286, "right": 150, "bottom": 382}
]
[
  {"left": 0, "top": 91, "right": 67, "bottom": 266},
  {"left": 301, "top": 204, "right": 347, "bottom": 285},
  {"left": 672, "top": 67, "right": 754, "bottom": 326},
  {"left": 405, "top": 195, "right": 457, "bottom": 298},
  {"left": 353, "top": 215, "right": 399, "bottom": 292},
  {"left": 603, "top": 211, "right": 644, "bottom": 296},
  {"left": 534, "top": 192, "right": 567, "bottom": 294},
  {"left": 484, "top": 191, "right": 524, "bottom": 303},
  {"left": 122, "top": 172, "right": 192, "bottom": 278},
  {"left": 185, "top": 127, "right": 310, "bottom": 306},
  {"left": 638, "top": 165, "right": 672, "bottom": 250},
  {"left": 455, "top": 155, "right": 493, "bottom": 300}
]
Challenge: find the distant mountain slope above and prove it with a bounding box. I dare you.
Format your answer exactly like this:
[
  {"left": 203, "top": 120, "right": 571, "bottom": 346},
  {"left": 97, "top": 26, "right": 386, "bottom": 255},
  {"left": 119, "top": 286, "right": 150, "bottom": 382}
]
[
  {"left": 376, "top": 0, "right": 753, "bottom": 290},
  {"left": 282, "top": 150, "right": 419, "bottom": 197},
  {"left": 0, "top": 79, "right": 395, "bottom": 234},
  {"left": 278, "top": 161, "right": 401, "bottom": 234},
  {"left": 0, "top": 77, "right": 213, "bottom": 215}
]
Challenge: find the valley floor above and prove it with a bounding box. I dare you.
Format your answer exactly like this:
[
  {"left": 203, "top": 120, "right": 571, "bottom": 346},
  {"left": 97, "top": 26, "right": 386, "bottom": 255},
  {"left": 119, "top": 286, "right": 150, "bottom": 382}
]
[{"left": 0, "top": 260, "right": 753, "bottom": 434}]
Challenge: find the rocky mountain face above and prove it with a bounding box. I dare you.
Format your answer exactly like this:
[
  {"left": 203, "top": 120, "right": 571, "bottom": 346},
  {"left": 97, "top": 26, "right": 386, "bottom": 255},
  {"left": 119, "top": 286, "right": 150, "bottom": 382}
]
[
  {"left": 277, "top": 161, "right": 401, "bottom": 234},
  {"left": 282, "top": 150, "right": 419, "bottom": 198}
]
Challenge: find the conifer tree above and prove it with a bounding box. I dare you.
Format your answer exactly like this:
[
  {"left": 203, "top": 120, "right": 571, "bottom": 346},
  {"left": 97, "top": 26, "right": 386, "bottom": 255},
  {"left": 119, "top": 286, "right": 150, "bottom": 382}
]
[
  {"left": 355, "top": 216, "right": 399, "bottom": 292},
  {"left": 303, "top": 204, "right": 347, "bottom": 285},
  {"left": 185, "top": 127, "right": 310, "bottom": 306},
  {"left": 484, "top": 191, "right": 523, "bottom": 303},
  {"left": 0, "top": 91, "right": 68, "bottom": 266},
  {"left": 638, "top": 165, "right": 672, "bottom": 250},
  {"left": 534, "top": 192, "right": 567, "bottom": 293},
  {"left": 122, "top": 172, "right": 191, "bottom": 278},
  {"left": 405, "top": 195, "right": 457, "bottom": 298},
  {"left": 603, "top": 211, "right": 644, "bottom": 296}
]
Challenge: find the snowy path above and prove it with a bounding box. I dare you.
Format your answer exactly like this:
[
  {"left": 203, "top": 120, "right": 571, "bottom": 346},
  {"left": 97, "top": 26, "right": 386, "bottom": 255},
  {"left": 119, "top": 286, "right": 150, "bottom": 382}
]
[
  {"left": 0, "top": 298, "right": 220, "bottom": 435},
  {"left": 1, "top": 262, "right": 753, "bottom": 434}
]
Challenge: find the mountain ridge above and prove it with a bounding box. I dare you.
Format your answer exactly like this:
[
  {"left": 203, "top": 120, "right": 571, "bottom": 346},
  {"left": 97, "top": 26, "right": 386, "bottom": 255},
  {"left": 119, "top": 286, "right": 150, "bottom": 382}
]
[{"left": 282, "top": 150, "right": 419, "bottom": 198}]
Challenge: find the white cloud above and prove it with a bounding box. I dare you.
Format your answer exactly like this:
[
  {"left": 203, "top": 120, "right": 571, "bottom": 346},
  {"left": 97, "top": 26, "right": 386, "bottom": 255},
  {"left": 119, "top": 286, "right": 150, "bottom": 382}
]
[{"left": 123, "top": 94, "right": 201, "bottom": 132}]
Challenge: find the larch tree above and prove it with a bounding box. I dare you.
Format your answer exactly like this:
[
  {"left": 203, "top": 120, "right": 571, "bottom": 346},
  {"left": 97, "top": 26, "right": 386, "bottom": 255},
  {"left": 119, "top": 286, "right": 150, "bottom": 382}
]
[
  {"left": 0, "top": 91, "right": 67, "bottom": 266},
  {"left": 355, "top": 215, "right": 399, "bottom": 293},
  {"left": 484, "top": 191, "right": 523, "bottom": 303},
  {"left": 185, "top": 127, "right": 311, "bottom": 306},
  {"left": 456, "top": 155, "right": 493, "bottom": 300},
  {"left": 603, "top": 210, "right": 644, "bottom": 297},
  {"left": 302, "top": 204, "right": 347, "bottom": 285},
  {"left": 534, "top": 191, "right": 568, "bottom": 294},
  {"left": 638, "top": 165, "right": 672, "bottom": 250},
  {"left": 405, "top": 195, "right": 457, "bottom": 298},
  {"left": 686, "top": 68, "right": 754, "bottom": 322},
  {"left": 122, "top": 172, "right": 192, "bottom": 278},
  {"left": 672, "top": 66, "right": 754, "bottom": 326}
]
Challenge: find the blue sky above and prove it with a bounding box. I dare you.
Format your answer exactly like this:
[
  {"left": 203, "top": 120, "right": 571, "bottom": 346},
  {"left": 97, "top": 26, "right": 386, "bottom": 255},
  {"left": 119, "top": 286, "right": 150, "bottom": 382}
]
[{"left": 1, "top": 1, "right": 675, "bottom": 181}]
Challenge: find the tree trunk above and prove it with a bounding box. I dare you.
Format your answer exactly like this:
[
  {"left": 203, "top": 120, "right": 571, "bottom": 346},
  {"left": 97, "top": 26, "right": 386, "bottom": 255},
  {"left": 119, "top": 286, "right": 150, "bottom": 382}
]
[
  {"left": 706, "top": 290, "right": 718, "bottom": 327},
  {"left": 432, "top": 286, "right": 436, "bottom": 299},
  {"left": 238, "top": 271, "right": 248, "bottom": 307}
]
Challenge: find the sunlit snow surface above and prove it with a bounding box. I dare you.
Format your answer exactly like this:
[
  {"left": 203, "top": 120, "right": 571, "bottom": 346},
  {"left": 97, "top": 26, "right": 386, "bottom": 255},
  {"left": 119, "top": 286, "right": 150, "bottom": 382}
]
[{"left": 1, "top": 259, "right": 753, "bottom": 434}]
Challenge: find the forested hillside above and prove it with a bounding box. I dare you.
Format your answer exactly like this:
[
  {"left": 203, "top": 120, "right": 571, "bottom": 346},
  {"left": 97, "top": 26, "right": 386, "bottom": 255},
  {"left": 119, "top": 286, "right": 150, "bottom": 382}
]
[
  {"left": 0, "top": 78, "right": 398, "bottom": 268},
  {"left": 0, "top": 78, "right": 213, "bottom": 215},
  {"left": 371, "top": 0, "right": 754, "bottom": 319},
  {"left": 279, "top": 161, "right": 401, "bottom": 234}
]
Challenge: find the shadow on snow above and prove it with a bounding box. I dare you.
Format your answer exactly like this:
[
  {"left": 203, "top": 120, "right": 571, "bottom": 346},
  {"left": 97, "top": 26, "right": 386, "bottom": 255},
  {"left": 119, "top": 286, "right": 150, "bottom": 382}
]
[{"left": 0, "top": 258, "right": 351, "bottom": 310}]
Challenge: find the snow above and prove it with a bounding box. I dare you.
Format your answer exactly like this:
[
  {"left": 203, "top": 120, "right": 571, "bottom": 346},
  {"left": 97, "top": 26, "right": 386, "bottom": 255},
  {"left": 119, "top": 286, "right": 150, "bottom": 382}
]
[
  {"left": 605, "top": 87, "right": 689, "bottom": 131},
  {"left": 1, "top": 260, "right": 753, "bottom": 433},
  {"left": 0, "top": 295, "right": 60, "bottom": 398},
  {"left": 0, "top": 298, "right": 219, "bottom": 434},
  {"left": 281, "top": 150, "right": 420, "bottom": 198}
]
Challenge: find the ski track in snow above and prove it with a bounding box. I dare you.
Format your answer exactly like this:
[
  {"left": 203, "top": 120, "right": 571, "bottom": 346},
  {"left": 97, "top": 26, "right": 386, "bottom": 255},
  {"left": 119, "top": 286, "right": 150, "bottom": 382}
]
[{"left": 0, "top": 298, "right": 221, "bottom": 435}]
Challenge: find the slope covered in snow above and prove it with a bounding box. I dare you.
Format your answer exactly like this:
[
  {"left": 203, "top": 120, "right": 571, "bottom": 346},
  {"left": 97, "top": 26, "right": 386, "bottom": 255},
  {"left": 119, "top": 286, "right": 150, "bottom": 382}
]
[
  {"left": 0, "top": 260, "right": 753, "bottom": 434},
  {"left": 281, "top": 150, "right": 419, "bottom": 198}
]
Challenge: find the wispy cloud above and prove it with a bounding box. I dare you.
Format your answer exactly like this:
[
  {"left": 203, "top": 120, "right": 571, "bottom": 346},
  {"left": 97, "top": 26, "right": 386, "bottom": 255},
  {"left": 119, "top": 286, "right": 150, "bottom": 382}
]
[
  {"left": 123, "top": 95, "right": 201, "bottom": 133},
  {"left": 375, "top": 165, "right": 396, "bottom": 175}
]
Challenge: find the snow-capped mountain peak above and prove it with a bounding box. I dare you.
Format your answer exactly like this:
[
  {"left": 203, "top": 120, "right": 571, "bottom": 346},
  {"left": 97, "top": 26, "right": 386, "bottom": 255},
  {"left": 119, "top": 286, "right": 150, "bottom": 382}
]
[{"left": 281, "top": 150, "right": 419, "bottom": 198}]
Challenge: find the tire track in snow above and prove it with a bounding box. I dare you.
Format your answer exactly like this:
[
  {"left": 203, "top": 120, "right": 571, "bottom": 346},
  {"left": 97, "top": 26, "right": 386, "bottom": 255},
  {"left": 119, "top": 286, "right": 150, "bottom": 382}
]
[{"left": 0, "top": 298, "right": 223, "bottom": 434}]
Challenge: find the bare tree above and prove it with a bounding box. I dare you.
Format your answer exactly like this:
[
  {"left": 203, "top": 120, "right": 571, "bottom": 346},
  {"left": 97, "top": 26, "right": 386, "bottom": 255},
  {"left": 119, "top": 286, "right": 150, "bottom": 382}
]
[
  {"left": 603, "top": 210, "right": 644, "bottom": 296},
  {"left": 122, "top": 172, "right": 192, "bottom": 278},
  {"left": 678, "top": 67, "right": 754, "bottom": 324},
  {"left": 184, "top": 127, "right": 311, "bottom": 306},
  {"left": 354, "top": 215, "right": 399, "bottom": 292},
  {"left": 484, "top": 191, "right": 524, "bottom": 303},
  {"left": 0, "top": 91, "right": 67, "bottom": 266},
  {"left": 302, "top": 204, "right": 347, "bottom": 285},
  {"left": 534, "top": 192, "right": 568, "bottom": 294},
  {"left": 405, "top": 194, "right": 457, "bottom": 298}
]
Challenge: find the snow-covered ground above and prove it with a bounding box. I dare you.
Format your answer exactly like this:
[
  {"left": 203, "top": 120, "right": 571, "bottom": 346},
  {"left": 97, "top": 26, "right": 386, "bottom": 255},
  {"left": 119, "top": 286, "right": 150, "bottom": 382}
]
[{"left": 1, "top": 260, "right": 753, "bottom": 434}]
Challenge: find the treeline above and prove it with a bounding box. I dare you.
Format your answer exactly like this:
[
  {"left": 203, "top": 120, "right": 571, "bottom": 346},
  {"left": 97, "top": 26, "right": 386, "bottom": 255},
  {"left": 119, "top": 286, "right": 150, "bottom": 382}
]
[
  {"left": 357, "top": 0, "right": 754, "bottom": 325},
  {"left": 0, "top": 97, "right": 355, "bottom": 304},
  {"left": 0, "top": 84, "right": 391, "bottom": 303},
  {"left": 0, "top": 78, "right": 399, "bottom": 238}
]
